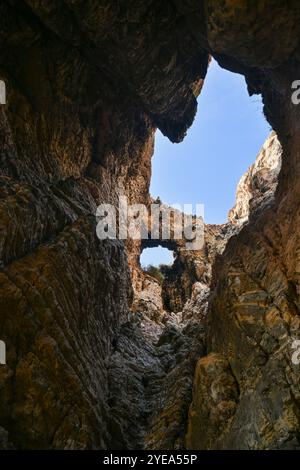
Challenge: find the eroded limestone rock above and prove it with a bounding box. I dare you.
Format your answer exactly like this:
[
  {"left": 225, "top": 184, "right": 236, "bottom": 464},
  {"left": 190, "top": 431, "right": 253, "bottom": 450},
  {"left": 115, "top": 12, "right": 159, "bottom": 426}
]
[{"left": 229, "top": 132, "right": 282, "bottom": 226}]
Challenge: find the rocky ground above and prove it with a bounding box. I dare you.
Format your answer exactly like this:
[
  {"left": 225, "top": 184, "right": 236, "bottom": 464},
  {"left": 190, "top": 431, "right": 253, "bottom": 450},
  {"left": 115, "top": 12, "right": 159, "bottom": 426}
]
[{"left": 107, "top": 277, "right": 207, "bottom": 450}]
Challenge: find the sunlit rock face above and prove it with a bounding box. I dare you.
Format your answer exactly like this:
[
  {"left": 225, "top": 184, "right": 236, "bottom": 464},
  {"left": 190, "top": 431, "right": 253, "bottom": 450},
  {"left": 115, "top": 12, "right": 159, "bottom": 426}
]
[
  {"left": 1, "top": 0, "right": 300, "bottom": 450},
  {"left": 186, "top": 134, "right": 300, "bottom": 448},
  {"left": 229, "top": 132, "right": 282, "bottom": 226}
]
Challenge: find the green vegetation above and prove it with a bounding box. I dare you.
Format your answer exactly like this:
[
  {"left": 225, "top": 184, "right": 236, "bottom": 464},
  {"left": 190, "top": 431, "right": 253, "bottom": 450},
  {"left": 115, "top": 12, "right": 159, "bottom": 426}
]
[{"left": 143, "top": 264, "right": 170, "bottom": 284}]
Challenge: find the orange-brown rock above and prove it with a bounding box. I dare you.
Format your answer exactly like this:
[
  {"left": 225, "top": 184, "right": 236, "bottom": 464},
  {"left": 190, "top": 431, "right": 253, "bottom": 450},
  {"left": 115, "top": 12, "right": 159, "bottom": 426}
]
[
  {"left": 229, "top": 132, "right": 282, "bottom": 226},
  {"left": 1, "top": 0, "right": 300, "bottom": 451}
]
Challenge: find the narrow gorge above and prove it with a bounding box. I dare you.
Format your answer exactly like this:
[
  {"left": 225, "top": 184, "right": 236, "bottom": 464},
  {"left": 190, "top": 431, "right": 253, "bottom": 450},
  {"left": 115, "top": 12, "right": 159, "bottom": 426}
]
[{"left": 0, "top": 0, "right": 300, "bottom": 451}]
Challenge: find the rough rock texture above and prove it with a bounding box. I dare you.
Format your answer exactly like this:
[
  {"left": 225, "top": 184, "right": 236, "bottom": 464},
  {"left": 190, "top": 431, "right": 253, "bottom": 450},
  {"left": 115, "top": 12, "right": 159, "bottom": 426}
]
[
  {"left": 181, "top": 282, "right": 210, "bottom": 323},
  {"left": 0, "top": 225, "right": 132, "bottom": 449},
  {"left": 1, "top": 0, "right": 300, "bottom": 451},
  {"left": 162, "top": 224, "right": 228, "bottom": 312},
  {"left": 186, "top": 353, "right": 239, "bottom": 450},
  {"left": 0, "top": 0, "right": 159, "bottom": 449},
  {"left": 229, "top": 132, "right": 282, "bottom": 226},
  {"left": 132, "top": 274, "right": 164, "bottom": 324},
  {"left": 187, "top": 139, "right": 300, "bottom": 447},
  {"left": 128, "top": 199, "right": 211, "bottom": 313},
  {"left": 107, "top": 275, "right": 207, "bottom": 450}
]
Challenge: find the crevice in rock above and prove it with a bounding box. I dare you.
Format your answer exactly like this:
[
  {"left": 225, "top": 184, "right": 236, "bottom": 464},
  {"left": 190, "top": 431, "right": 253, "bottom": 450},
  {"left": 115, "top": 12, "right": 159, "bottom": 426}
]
[{"left": 106, "top": 129, "right": 283, "bottom": 449}]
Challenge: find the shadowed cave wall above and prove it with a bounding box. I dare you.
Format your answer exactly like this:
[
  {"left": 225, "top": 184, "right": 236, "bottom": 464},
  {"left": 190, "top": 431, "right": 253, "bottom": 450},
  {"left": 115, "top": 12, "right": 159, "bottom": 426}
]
[{"left": 0, "top": 0, "right": 300, "bottom": 450}]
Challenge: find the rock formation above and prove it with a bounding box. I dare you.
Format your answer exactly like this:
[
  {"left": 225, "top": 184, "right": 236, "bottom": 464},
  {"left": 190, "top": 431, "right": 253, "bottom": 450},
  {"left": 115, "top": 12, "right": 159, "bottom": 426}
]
[
  {"left": 0, "top": 0, "right": 300, "bottom": 451},
  {"left": 108, "top": 128, "right": 282, "bottom": 450},
  {"left": 186, "top": 136, "right": 298, "bottom": 448},
  {"left": 229, "top": 132, "right": 282, "bottom": 226}
]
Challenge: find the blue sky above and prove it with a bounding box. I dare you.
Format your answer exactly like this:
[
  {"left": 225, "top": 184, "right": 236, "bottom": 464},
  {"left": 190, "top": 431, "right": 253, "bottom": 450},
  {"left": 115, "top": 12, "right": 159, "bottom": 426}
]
[{"left": 141, "top": 59, "right": 271, "bottom": 267}]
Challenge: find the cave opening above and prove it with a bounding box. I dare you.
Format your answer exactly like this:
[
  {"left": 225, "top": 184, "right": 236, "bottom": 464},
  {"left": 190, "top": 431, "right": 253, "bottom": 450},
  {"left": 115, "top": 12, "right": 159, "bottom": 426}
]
[
  {"left": 140, "top": 247, "right": 175, "bottom": 288},
  {"left": 140, "top": 246, "right": 174, "bottom": 269}
]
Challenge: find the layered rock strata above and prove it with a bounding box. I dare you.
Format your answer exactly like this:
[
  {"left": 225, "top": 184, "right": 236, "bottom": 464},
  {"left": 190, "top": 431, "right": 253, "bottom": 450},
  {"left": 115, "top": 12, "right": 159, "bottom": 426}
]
[{"left": 0, "top": 0, "right": 300, "bottom": 450}]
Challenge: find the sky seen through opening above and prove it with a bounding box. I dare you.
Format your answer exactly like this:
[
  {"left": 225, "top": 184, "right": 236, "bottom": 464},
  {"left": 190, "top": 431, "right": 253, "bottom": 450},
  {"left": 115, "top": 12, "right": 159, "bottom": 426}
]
[{"left": 141, "top": 60, "right": 271, "bottom": 268}]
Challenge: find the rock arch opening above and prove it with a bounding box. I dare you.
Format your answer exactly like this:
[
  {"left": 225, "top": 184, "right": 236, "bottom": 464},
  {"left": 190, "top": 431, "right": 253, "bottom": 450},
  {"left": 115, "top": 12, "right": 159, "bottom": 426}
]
[
  {"left": 137, "top": 60, "right": 281, "bottom": 314},
  {"left": 141, "top": 247, "right": 174, "bottom": 271},
  {"left": 150, "top": 59, "right": 272, "bottom": 227}
]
